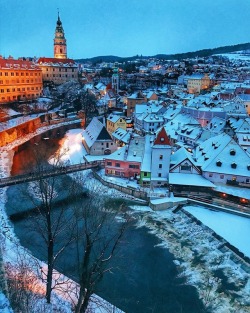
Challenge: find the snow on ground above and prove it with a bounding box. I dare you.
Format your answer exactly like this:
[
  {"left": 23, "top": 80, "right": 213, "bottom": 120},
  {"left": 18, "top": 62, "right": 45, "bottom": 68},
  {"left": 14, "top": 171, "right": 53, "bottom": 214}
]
[
  {"left": 0, "top": 292, "right": 13, "bottom": 313},
  {"left": 217, "top": 53, "right": 250, "bottom": 61},
  {"left": 185, "top": 205, "right": 250, "bottom": 258}
]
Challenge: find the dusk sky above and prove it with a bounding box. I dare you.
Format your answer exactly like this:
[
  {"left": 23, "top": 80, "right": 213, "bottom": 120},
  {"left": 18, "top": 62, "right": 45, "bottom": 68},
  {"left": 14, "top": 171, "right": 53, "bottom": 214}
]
[{"left": 1, "top": 0, "right": 250, "bottom": 60}]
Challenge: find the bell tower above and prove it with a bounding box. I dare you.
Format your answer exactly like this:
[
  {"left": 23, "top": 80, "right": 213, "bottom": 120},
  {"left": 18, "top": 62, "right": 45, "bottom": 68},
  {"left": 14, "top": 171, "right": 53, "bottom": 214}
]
[{"left": 54, "top": 11, "right": 67, "bottom": 59}]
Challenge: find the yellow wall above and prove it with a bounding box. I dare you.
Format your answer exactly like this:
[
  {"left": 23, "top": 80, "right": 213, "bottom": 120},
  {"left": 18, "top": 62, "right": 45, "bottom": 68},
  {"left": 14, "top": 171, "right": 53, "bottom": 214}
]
[
  {"left": 39, "top": 65, "right": 78, "bottom": 85},
  {"left": 0, "top": 66, "right": 43, "bottom": 103}
]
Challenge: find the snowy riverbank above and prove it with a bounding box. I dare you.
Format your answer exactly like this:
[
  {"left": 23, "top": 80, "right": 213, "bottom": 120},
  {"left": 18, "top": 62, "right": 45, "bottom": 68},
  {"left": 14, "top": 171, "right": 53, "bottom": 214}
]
[
  {"left": 0, "top": 124, "right": 124, "bottom": 312},
  {"left": 129, "top": 205, "right": 250, "bottom": 313}
]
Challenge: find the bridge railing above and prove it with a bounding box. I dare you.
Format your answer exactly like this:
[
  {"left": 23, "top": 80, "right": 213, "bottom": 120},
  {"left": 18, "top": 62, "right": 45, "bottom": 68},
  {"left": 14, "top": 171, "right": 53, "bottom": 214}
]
[{"left": 0, "top": 160, "right": 104, "bottom": 188}]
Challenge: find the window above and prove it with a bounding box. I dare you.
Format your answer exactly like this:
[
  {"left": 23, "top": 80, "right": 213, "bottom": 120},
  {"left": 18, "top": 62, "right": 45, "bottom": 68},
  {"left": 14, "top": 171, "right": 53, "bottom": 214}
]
[
  {"left": 5, "top": 73, "right": 8, "bottom": 76},
  {"left": 209, "top": 173, "right": 213, "bottom": 177},
  {"left": 220, "top": 174, "right": 224, "bottom": 179},
  {"left": 144, "top": 172, "right": 147, "bottom": 177},
  {"left": 158, "top": 173, "right": 162, "bottom": 177},
  {"left": 107, "top": 161, "right": 112, "bottom": 166},
  {"left": 159, "top": 155, "right": 163, "bottom": 160},
  {"left": 181, "top": 165, "right": 191, "bottom": 171},
  {"left": 129, "top": 164, "right": 139, "bottom": 169},
  {"left": 159, "top": 164, "right": 162, "bottom": 169},
  {"left": 115, "top": 163, "right": 120, "bottom": 167}
]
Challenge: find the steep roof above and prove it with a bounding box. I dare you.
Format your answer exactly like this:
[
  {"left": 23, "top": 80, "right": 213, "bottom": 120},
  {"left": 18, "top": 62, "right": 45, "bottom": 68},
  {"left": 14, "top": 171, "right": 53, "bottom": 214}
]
[
  {"left": 154, "top": 127, "right": 171, "bottom": 146},
  {"left": 82, "top": 117, "right": 112, "bottom": 148},
  {"left": 170, "top": 147, "right": 198, "bottom": 167},
  {"left": 195, "top": 133, "right": 250, "bottom": 176}
]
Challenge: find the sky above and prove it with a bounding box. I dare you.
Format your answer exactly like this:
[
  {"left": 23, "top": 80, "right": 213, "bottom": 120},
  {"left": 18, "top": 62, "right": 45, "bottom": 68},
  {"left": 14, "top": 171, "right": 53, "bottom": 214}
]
[{"left": 1, "top": 0, "right": 250, "bottom": 60}]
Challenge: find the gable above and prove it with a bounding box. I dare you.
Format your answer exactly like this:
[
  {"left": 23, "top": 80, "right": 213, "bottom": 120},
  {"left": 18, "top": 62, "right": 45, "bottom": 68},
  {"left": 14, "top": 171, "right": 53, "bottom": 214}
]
[
  {"left": 154, "top": 127, "right": 171, "bottom": 145},
  {"left": 97, "top": 126, "right": 112, "bottom": 141},
  {"left": 170, "top": 158, "right": 201, "bottom": 174}
]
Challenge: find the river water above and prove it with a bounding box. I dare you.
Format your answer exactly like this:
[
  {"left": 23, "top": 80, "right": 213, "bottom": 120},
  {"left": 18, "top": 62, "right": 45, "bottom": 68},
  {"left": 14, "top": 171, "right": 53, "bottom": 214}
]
[{"left": 5, "top": 131, "right": 204, "bottom": 313}]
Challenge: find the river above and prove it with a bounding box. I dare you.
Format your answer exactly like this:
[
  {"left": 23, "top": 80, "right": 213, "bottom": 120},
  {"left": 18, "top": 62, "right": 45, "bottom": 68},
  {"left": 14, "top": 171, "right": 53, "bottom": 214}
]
[{"left": 5, "top": 131, "right": 204, "bottom": 313}]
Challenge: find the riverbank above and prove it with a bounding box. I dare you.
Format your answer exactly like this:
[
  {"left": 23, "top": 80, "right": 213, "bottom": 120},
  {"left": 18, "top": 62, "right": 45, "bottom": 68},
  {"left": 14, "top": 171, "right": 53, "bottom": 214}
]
[
  {"left": 0, "top": 121, "right": 125, "bottom": 312},
  {"left": 129, "top": 205, "right": 250, "bottom": 312}
]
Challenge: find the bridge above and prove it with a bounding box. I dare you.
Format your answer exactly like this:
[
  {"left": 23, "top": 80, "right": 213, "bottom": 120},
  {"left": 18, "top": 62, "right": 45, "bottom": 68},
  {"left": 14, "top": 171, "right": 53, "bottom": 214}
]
[{"left": 0, "top": 161, "right": 103, "bottom": 188}]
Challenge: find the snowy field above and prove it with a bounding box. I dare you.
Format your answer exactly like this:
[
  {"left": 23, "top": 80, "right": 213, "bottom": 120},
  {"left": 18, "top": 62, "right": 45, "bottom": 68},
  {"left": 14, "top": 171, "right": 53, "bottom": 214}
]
[
  {"left": 217, "top": 53, "right": 250, "bottom": 61},
  {"left": 185, "top": 205, "right": 250, "bottom": 258}
]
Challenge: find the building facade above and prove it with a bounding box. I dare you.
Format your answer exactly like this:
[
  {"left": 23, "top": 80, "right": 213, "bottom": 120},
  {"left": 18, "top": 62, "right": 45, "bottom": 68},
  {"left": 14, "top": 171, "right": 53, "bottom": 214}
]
[
  {"left": 37, "top": 57, "right": 78, "bottom": 85},
  {"left": 0, "top": 56, "right": 43, "bottom": 104}
]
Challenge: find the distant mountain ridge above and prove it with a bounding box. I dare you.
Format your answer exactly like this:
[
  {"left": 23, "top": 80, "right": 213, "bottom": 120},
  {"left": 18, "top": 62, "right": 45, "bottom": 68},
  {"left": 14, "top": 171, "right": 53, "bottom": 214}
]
[{"left": 75, "top": 42, "right": 250, "bottom": 63}]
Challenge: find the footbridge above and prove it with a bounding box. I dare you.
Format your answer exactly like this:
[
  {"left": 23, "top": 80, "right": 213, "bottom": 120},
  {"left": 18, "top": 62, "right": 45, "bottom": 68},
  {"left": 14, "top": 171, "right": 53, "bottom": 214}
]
[{"left": 0, "top": 161, "right": 103, "bottom": 188}]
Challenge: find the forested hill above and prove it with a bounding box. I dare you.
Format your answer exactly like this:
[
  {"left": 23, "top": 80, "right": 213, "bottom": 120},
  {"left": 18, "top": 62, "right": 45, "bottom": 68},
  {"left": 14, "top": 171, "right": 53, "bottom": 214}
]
[{"left": 75, "top": 42, "right": 250, "bottom": 63}]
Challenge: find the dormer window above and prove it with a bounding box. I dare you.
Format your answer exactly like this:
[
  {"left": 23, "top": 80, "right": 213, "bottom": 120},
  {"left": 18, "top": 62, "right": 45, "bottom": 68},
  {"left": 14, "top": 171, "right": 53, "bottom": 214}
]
[
  {"left": 230, "top": 149, "right": 236, "bottom": 156},
  {"left": 231, "top": 162, "right": 237, "bottom": 169},
  {"left": 216, "top": 160, "right": 222, "bottom": 167},
  {"left": 160, "top": 137, "right": 164, "bottom": 142}
]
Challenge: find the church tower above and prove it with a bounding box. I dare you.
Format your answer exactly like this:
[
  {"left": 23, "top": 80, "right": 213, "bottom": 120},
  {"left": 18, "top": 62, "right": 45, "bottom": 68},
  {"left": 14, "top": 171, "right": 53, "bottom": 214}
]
[
  {"left": 112, "top": 67, "right": 119, "bottom": 94},
  {"left": 54, "top": 12, "right": 67, "bottom": 59}
]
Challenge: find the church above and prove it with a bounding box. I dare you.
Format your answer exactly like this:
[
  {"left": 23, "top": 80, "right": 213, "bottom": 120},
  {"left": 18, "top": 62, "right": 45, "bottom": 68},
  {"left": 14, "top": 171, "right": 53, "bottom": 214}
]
[{"left": 37, "top": 13, "right": 78, "bottom": 86}]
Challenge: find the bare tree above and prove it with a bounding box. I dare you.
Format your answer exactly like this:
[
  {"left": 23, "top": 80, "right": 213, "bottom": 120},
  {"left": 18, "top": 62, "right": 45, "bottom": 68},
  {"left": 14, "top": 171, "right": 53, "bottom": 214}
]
[
  {"left": 17, "top": 146, "right": 81, "bottom": 304},
  {"left": 73, "top": 90, "right": 97, "bottom": 125},
  {"left": 70, "top": 183, "right": 129, "bottom": 313}
]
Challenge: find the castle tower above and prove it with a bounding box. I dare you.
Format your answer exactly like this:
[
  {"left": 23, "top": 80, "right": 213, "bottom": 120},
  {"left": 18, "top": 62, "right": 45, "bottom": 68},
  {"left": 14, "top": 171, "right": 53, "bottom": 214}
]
[{"left": 54, "top": 12, "right": 67, "bottom": 59}]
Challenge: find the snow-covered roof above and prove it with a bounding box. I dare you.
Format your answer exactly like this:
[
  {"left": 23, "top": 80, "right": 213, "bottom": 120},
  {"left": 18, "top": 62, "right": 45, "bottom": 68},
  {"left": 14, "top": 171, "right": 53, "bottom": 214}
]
[
  {"left": 195, "top": 133, "right": 250, "bottom": 176},
  {"left": 112, "top": 128, "right": 130, "bottom": 144},
  {"left": 107, "top": 114, "right": 125, "bottom": 124},
  {"left": 82, "top": 117, "right": 112, "bottom": 148},
  {"left": 170, "top": 147, "right": 198, "bottom": 167},
  {"left": 169, "top": 173, "right": 215, "bottom": 187},
  {"left": 205, "top": 117, "right": 226, "bottom": 134}
]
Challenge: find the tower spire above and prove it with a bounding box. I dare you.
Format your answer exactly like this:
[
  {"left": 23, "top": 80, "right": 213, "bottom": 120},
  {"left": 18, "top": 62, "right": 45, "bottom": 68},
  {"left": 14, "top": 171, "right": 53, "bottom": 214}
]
[{"left": 54, "top": 11, "right": 67, "bottom": 59}]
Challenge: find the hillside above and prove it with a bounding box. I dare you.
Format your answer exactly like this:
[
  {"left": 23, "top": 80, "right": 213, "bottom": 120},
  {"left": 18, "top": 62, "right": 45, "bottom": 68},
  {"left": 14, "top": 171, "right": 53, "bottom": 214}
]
[{"left": 75, "top": 42, "right": 250, "bottom": 63}]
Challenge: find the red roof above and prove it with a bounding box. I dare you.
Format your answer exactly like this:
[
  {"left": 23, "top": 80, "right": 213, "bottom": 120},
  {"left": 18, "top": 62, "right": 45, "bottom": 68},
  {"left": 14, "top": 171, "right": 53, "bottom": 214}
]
[
  {"left": 154, "top": 127, "right": 171, "bottom": 145},
  {"left": 37, "top": 57, "right": 76, "bottom": 65},
  {"left": 0, "top": 58, "right": 40, "bottom": 70}
]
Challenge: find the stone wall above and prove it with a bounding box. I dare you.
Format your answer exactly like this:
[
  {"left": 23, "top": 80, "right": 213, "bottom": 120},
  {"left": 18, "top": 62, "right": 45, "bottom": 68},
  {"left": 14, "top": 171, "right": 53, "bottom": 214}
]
[
  {"left": 0, "top": 117, "right": 41, "bottom": 147},
  {"left": 92, "top": 171, "right": 149, "bottom": 202}
]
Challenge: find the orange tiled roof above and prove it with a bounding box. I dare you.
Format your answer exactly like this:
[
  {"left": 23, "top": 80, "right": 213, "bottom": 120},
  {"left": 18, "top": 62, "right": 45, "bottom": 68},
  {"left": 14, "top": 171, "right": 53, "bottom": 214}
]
[
  {"left": 0, "top": 58, "right": 40, "bottom": 70},
  {"left": 37, "top": 57, "right": 76, "bottom": 65}
]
